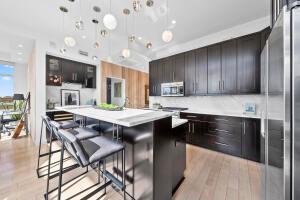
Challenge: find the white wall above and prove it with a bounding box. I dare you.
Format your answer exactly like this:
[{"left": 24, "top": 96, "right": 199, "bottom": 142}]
[{"left": 13, "top": 63, "right": 28, "bottom": 95}]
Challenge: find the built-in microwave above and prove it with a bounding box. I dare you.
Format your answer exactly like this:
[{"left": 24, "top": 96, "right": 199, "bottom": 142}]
[{"left": 161, "top": 82, "right": 184, "bottom": 97}]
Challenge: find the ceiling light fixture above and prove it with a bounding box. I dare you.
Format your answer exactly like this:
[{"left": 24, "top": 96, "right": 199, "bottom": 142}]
[
  {"left": 103, "top": 0, "right": 117, "bottom": 30},
  {"left": 81, "top": 35, "right": 87, "bottom": 39},
  {"left": 162, "top": 0, "right": 173, "bottom": 43},
  {"left": 75, "top": 0, "right": 84, "bottom": 30},
  {"left": 92, "top": 55, "right": 98, "bottom": 60},
  {"left": 122, "top": 8, "right": 131, "bottom": 58},
  {"left": 171, "top": 20, "right": 176, "bottom": 24},
  {"left": 138, "top": 36, "right": 142, "bottom": 40},
  {"left": 17, "top": 52, "right": 23, "bottom": 55},
  {"left": 93, "top": 6, "right": 101, "bottom": 13},
  {"left": 92, "top": 19, "right": 100, "bottom": 48},
  {"left": 100, "top": 29, "right": 109, "bottom": 37},
  {"left": 18, "top": 44, "right": 23, "bottom": 48},
  {"left": 64, "top": 36, "right": 76, "bottom": 47},
  {"left": 129, "top": 35, "right": 136, "bottom": 42},
  {"left": 146, "top": 42, "right": 152, "bottom": 49},
  {"left": 59, "top": 6, "right": 68, "bottom": 54},
  {"left": 133, "top": 0, "right": 142, "bottom": 12},
  {"left": 146, "top": 0, "right": 154, "bottom": 7}
]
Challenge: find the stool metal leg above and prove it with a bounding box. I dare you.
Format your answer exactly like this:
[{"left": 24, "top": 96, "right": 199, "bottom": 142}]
[
  {"left": 45, "top": 128, "right": 53, "bottom": 200},
  {"left": 104, "top": 159, "right": 107, "bottom": 195},
  {"left": 122, "top": 149, "right": 126, "bottom": 200},
  {"left": 36, "top": 120, "right": 44, "bottom": 175},
  {"left": 57, "top": 142, "right": 65, "bottom": 200}
]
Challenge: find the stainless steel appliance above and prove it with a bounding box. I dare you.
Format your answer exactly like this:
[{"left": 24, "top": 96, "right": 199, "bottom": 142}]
[
  {"left": 262, "top": 2, "right": 300, "bottom": 200},
  {"left": 161, "top": 82, "right": 184, "bottom": 97}
]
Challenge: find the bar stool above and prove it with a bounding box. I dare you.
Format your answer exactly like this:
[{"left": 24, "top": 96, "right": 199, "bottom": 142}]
[
  {"left": 41, "top": 116, "right": 101, "bottom": 199},
  {"left": 52, "top": 129, "right": 126, "bottom": 200},
  {"left": 36, "top": 117, "right": 80, "bottom": 178}
]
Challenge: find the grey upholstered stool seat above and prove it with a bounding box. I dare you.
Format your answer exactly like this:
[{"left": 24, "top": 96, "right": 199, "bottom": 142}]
[
  {"left": 61, "top": 127, "right": 99, "bottom": 140},
  {"left": 88, "top": 121, "right": 118, "bottom": 134},
  {"left": 79, "top": 136, "right": 124, "bottom": 164},
  {"left": 50, "top": 120, "right": 79, "bottom": 130}
]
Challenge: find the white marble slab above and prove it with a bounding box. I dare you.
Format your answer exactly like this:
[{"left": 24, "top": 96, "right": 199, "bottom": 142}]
[
  {"left": 172, "top": 118, "right": 188, "bottom": 128},
  {"left": 56, "top": 106, "right": 172, "bottom": 127}
]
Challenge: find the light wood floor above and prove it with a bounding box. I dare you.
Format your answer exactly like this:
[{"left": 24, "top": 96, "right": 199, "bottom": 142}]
[{"left": 0, "top": 135, "right": 262, "bottom": 200}]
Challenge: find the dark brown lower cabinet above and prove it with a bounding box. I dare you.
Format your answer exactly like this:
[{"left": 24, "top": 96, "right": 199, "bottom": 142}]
[
  {"left": 242, "top": 118, "right": 261, "bottom": 162},
  {"left": 180, "top": 112, "right": 261, "bottom": 162}
]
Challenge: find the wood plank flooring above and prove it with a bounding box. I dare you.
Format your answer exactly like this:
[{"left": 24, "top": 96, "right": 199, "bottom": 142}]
[{"left": 0, "top": 135, "right": 262, "bottom": 200}]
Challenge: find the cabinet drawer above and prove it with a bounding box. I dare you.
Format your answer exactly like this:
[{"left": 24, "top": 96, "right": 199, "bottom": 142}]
[
  {"left": 208, "top": 122, "right": 242, "bottom": 140},
  {"left": 202, "top": 133, "right": 241, "bottom": 156},
  {"left": 180, "top": 113, "right": 207, "bottom": 121},
  {"left": 207, "top": 115, "right": 242, "bottom": 125}
]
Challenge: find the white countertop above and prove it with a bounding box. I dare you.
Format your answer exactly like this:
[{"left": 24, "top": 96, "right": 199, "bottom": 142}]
[
  {"left": 181, "top": 109, "right": 261, "bottom": 119},
  {"left": 56, "top": 106, "right": 173, "bottom": 127}
]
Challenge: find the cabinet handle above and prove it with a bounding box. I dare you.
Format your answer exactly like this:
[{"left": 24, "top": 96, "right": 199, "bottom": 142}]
[
  {"left": 194, "top": 82, "right": 196, "bottom": 94},
  {"left": 215, "top": 118, "right": 229, "bottom": 122},
  {"left": 188, "top": 122, "right": 191, "bottom": 133},
  {"left": 243, "top": 121, "right": 246, "bottom": 135},
  {"left": 186, "top": 115, "right": 197, "bottom": 118},
  {"left": 215, "top": 141, "right": 229, "bottom": 147},
  {"left": 223, "top": 80, "right": 225, "bottom": 90},
  {"left": 219, "top": 81, "right": 221, "bottom": 91},
  {"left": 192, "top": 123, "right": 195, "bottom": 133},
  {"left": 173, "top": 71, "right": 175, "bottom": 82}
]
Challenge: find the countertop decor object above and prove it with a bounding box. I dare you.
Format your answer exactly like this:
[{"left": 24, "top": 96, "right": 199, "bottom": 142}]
[{"left": 95, "top": 103, "right": 123, "bottom": 111}]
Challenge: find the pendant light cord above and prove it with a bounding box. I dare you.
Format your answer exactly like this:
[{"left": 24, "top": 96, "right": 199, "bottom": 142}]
[{"left": 166, "top": 0, "right": 169, "bottom": 27}]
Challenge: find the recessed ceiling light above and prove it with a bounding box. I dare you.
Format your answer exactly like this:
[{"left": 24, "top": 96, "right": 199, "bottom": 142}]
[
  {"left": 64, "top": 36, "right": 76, "bottom": 47},
  {"left": 60, "top": 48, "right": 66, "bottom": 54},
  {"left": 100, "top": 30, "right": 108, "bottom": 37},
  {"left": 171, "top": 20, "right": 176, "bottom": 24},
  {"left": 146, "top": 42, "right": 152, "bottom": 49},
  {"left": 92, "top": 55, "right": 98, "bottom": 60},
  {"left": 138, "top": 36, "right": 142, "bottom": 40},
  {"left": 93, "top": 6, "right": 101, "bottom": 13},
  {"left": 17, "top": 52, "right": 23, "bottom": 55},
  {"left": 81, "top": 35, "right": 87, "bottom": 39},
  {"left": 18, "top": 44, "right": 23, "bottom": 48}
]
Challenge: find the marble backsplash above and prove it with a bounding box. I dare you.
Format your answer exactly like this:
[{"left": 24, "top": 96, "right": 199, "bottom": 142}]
[{"left": 149, "top": 95, "right": 264, "bottom": 117}]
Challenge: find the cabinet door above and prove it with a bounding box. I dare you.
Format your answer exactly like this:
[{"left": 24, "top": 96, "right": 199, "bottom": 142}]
[
  {"left": 221, "top": 40, "right": 237, "bottom": 94},
  {"left": 83, "top": 65, "right": 96, "bottom": 88},
  {"left": 46, "top": 55, "right": 62, "bottom": 86},
  {"left": 195, "top": 48, "right": 208, "bottom": 95},
  {"left": 161, "top": 58, "right": 173, "bottom": 83},
  {"left": 173, "top": 54, "right": 185, "bottom": 82},
  {"left": 184, "top": 51, "right": 196, "bottom": 95},
  {"left": 149, "top": 61, "right": 160, "bottom": 96},
  {"left": 207, "top": 44, "right": 222, "bottom": 94},
  {"left": 237, "top": 33, "right": 261, "bottom": 93},
  {"left": 242, "top": 118, "right": 261, "bottom": 162},
  {"left": 62, "top": 59, "right": 83, "bottom": 83}
]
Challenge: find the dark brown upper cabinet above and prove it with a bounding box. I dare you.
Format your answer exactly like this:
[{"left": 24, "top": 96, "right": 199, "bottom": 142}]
[
  {"left": 149, "top": 60, "right": 162, "bottom": 96},
  {"left": 46, "top": 55, "right": 97, "bottom": 88},
  {"left": 184, "top": 51, "right": 197, "bottom": 96},
  {"left": 237, "top": 33, "right": 261, "bottom": 94},
  {"left": 62, "top": 59, "right": 83, "bottom": 84},
  {"left": 161, "top": 58, "right": 173, "bottom": 83},
  {"left": 221, "top": 40, "right": 237, "bottom": 94},
  {"left": 82, "top": 64, "right": 96, "bottom": 88},
  {"left": 207, "top": 44, "right": 222, "bottom": 94},
  {"left": 195, "top": 48, "right": 208, "bottom": 95},
  {"left": 46, "top": 55, "right": 62, "bottom": 86},
  {"left": 172, "top": 54, "right": 185, "bottom": 82}
]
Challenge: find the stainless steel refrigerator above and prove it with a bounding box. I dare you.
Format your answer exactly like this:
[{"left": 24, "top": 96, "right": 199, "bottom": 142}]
[{"left": 262, "top": 2, "right": 300, "bottom": 200}]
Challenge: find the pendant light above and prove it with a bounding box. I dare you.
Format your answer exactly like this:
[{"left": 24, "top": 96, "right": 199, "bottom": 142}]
[
  {"left": 92, "top": 19, "right": 100, "bottom": 48},
  {"left": 133, "top": 0, "right": 142, "bottom": 12},
  {"left": 75, "top": 0, "right": 84, "bottom": 30},
  {"left": 59, "top": 6, "right": 68, "bottom": 54},
  {"left": 162, "top": 0, "right": 173, "bottom": 43},
  {"left": 103, "top": 0, "right": 117, "bottom": 30},
  {"left": 122, "top": 8, "right": 131, "bottom": 58}
]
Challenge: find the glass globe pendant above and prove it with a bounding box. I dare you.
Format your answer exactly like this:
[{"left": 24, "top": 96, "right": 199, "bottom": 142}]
[
  {"left": 103, "top": 14, "right": 117, "bottom": 30},
  {"left": 162, "top": 30, "right": 173, "bottom": 43}
]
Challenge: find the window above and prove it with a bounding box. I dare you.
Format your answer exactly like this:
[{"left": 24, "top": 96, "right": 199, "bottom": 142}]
[{"left": 0, "top": 64, "right": 14, "bottom": 97}]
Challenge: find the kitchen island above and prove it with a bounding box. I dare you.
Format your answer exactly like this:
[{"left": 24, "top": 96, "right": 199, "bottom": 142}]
[{"left": 56, "top": 106, "right": 187, "bottom": 200}]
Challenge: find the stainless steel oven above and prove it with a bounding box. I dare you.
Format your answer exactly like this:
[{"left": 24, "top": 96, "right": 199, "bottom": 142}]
[{"left": 161, "top": 82, "right": 184, "bottom": 97}]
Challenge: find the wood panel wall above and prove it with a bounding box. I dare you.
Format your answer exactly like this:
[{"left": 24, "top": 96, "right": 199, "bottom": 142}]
[{"left": 101, "top": 61, "right": 149, "bottom": 108}]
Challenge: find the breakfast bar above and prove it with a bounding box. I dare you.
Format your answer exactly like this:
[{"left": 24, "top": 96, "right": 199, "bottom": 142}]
[{"left": 56, "top": 106, "right": 187, "bottom": 200}]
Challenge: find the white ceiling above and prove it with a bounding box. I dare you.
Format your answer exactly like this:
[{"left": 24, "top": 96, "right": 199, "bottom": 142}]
[{"left": 0, "top": 0, "right": 269, "bottom": 67}]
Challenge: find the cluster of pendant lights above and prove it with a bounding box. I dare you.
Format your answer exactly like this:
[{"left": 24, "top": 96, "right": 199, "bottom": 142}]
[{"left": 59, "top": 0, "right": 173, "bottom": 59}]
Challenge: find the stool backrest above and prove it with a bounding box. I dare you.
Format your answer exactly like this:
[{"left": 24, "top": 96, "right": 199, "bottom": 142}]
[{"left": 57, "top": 129, "right": 89, "bottom": 167}]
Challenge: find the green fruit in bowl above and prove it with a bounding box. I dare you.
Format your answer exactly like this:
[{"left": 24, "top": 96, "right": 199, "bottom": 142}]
[{"left": 98, "top": 103, "right": 119, "bottom": 109}]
